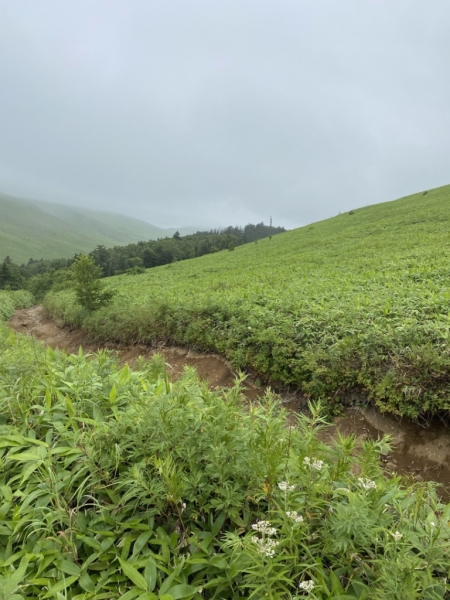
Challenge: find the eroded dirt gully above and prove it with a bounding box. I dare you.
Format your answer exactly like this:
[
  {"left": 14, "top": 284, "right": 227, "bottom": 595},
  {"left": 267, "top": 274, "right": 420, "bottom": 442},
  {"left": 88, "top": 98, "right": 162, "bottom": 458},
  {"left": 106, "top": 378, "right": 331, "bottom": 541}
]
[{"left": 9, "top": 306, "right": 450, "bottom": 495}]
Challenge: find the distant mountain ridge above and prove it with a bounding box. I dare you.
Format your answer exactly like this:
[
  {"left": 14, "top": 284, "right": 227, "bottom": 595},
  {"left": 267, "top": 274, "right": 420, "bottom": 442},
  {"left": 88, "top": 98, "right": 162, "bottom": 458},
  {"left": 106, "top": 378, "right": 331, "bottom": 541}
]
[{"left": 0, "top": 193, "right": 197, "bottom": 263}]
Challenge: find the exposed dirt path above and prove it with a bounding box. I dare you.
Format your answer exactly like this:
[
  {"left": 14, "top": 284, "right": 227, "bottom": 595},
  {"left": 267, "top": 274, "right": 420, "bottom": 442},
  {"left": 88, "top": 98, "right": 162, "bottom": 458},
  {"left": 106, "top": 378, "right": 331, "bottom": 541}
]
[
  {"left": 10, "top": 306, "right": 450, "bottom": 496},
  {"left": 10, "top": 305, "right": 261, "bottom": 399}
]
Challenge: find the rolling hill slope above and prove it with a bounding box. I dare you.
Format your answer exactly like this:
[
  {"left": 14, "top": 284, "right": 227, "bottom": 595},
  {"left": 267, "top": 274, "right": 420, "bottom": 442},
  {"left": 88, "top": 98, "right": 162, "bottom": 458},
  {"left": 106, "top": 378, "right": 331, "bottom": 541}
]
[
  {"left": 0, "top": 193, "right": 195, "bottom": 263},
  {"left": 46, "top": 184, "right": 450, "bottom": 417}
]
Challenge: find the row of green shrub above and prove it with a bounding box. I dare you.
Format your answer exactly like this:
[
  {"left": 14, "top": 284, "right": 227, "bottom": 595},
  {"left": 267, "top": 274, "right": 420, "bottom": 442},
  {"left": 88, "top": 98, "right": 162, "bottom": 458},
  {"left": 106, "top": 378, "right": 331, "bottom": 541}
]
[{"left": 1, "top": 325, "right": 449, "bottom": 598}]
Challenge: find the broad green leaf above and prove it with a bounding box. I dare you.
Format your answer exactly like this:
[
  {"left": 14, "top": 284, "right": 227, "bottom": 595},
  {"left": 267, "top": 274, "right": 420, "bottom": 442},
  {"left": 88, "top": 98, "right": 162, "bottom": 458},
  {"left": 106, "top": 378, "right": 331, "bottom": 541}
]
[
  {"left": 120, "top": 590, "right": 143, "bottom": 600},
  {"left": 56, "top": 559, "right": 81, "bottom": 577},
  {"left": 1, "top": 555, "right": 29, "bottom": 597},
  {"left": 0, "top": 551, "right": 26, "bottom": 567},
  {"left": 8, "top": 451, "right": 44, "bottom": 462},
  {"left": 0, "top": 485, "right": 12, "bottom": 501},
  {"left": 78, "top": 535, "right": 103, "bottom": 552},
  {"left": 20, "top": 461, "right": 40, "bottom": 483},
  {"left": 78, "top": 571, "right": 95, "bottom": 593},
  {"left": 109, "top": 384, "right": 117, "bottom": 404},
  {"left": 133, "top": 531, "right": 152, "bottom": 556},
  {"left": 119, "top": 558, "right": 148, "bottom": 591},
  {"left": 42, "top": 575, "right": 79, "bottom": 598},
  {"left": 166, "top": 585, "right": 197, "bottom": 599},
  {"left": 144, "top": 557, "right": 157, "bottom": 592}
]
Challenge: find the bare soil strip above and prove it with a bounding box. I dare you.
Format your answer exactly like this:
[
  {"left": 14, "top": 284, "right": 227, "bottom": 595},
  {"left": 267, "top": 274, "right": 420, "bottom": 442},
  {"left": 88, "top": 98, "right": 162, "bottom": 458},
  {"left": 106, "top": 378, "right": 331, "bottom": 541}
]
[
  {"left": 9, "top": 306, "right": 261, "bottom": 397},
  {"left": 9, "top": 306, "right": 450, "bottom": 495}
]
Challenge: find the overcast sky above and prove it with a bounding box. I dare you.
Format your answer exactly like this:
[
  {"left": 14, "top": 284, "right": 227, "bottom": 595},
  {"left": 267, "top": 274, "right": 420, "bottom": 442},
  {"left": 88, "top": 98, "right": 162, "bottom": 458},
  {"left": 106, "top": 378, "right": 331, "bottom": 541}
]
[{"left": 0, "top": 1, "right": 449, "bottom": 229}]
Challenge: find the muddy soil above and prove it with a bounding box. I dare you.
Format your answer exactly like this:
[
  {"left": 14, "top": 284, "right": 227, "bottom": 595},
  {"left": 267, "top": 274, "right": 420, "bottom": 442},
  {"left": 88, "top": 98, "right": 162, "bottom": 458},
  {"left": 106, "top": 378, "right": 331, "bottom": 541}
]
[
  {"left": 9, "top": 306, "right": 261, "bottom": 398},
  {"left": 9, "top": 306, "right": 450, "bottom": 496}
]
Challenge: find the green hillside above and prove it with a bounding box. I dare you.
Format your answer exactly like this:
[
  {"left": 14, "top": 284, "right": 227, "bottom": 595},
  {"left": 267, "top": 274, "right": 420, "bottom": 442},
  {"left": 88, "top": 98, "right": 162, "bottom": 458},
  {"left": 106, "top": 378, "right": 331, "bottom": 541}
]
[
  {"left": 46, "top": 184, "right": 450, "bottom": 417},
  {"left": 0, "top": 193, "right": 195, "bottom": 263}
]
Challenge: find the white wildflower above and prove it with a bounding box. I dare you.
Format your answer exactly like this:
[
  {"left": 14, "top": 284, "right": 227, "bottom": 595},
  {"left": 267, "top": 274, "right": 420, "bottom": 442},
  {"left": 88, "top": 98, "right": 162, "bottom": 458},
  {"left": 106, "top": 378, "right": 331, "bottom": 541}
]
[
  {"left": 358, "top": 477, "right": 377, "bottom": 490},
  {"left": 303, "top": 456, "right": 323, "bottom": 471},
  {"left": 278, "top": 481, "right": 296, "bottom": 492},
  {"left": 299, "top": 579, "right": 315, "bottom": 592},
  {"left": 391, "top": 531, "right": 403, "bottom": 542},
  {"left": 252, "top": 536, "right": 279, "bottom": 557},
  {"left": 286, "top": 510, "right": 304, "bottom": 523},
  {"left": 251, "top": 520, "right": 277, "bottom": 536},
  {"left": 430, "top": 521, "right": 436, "bottom": 527}
]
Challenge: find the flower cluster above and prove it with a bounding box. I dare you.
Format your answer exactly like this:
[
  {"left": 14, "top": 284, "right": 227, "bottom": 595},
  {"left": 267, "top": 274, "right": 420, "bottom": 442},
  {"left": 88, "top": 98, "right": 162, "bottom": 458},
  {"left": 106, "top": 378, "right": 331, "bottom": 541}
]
[
  {"left": 358, "top": 477, "right": 377, "bottom": 490},
  {"left": 286, "top": 510, "right": 304, "bottom": 523},
  {"left": 299, "top": 579, "right": 315, "bottom": 593},
  {"left": 251, "top": 519, "right": 279, "bottom": 557},
  {"left": 303, "top": 456, "right": 323, "bottom": 471},
  {"left": 391, "top": 531, "right": 403, "bottom": 542},
  {"left": 278, "top": 481, "right": 296, "bottom": 492},
  {"left": 251, "top": 520, "right": 277, "bottom": 536},
  {"left": 252, "top": 536, "right": 279, "bottom": 557}
]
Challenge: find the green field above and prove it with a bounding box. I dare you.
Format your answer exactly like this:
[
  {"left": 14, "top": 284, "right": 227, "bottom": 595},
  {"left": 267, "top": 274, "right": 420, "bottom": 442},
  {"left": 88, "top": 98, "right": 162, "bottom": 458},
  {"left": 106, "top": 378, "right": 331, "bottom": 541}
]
[
  {"left": 0, "top": 193, "right": 196, "bottom": 263},
  {"left": 1, "top": 292, "right": 449, "bottom": 598},
  {"left": 46, "top": 185, "right": 450, "bottom": 417}
]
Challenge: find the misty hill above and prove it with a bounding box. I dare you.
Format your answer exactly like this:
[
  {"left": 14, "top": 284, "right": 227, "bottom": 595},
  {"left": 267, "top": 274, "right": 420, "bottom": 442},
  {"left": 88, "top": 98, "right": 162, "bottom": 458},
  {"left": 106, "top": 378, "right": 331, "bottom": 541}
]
[{"left": 0, "top": 193, "right": 196, "bottom": 263}]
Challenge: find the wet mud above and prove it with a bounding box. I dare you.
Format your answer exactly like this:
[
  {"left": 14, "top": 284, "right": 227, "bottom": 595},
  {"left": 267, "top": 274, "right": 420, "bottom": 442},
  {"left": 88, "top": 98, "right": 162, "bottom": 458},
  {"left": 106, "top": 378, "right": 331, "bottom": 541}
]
[
  {"left": 10, "top": 306, "right": 450, "bottom": 496},
  {"left": 9, "top": 306, "right": 261, "bottom": 398}
]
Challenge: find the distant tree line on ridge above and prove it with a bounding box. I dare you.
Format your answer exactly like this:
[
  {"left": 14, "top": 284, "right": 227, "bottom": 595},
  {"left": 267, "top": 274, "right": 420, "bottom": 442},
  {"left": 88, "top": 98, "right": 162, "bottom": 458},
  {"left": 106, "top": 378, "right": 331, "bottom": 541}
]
[{"left": 0, "top": 222, "right": 286, "bottom": 299}]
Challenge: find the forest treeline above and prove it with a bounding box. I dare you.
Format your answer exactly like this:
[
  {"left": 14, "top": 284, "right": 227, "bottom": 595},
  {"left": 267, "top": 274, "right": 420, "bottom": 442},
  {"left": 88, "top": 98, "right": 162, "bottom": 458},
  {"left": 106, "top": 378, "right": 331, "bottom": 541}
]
[{"left": 0, "top": 222, "right": 285, "bottom": 299}]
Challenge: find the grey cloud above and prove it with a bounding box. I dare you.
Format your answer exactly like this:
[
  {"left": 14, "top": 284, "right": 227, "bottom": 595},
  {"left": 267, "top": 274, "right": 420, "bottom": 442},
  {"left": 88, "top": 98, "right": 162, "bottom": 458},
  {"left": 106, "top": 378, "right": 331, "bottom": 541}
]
[{"left": 0, "top": 0, "right": 449, "bottom": 230}]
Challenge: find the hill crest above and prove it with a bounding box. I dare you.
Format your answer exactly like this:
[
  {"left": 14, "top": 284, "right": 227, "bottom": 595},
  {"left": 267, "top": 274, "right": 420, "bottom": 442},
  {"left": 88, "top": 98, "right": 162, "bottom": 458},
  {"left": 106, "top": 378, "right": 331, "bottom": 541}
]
[{"left": 0, "top": 193, "right": 196, "bottom": 263}]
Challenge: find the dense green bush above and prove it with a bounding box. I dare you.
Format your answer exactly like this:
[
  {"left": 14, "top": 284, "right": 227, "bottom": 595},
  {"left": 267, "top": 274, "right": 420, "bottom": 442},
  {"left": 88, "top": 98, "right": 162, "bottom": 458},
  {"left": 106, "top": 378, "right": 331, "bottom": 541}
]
[
  {"left": 0, "top": 289, "right": 34, "bottom": 321},
  {"left": 0, "top": 327, "right": 449, "bottom": 598},
  {"left": 26, "top": 268, "right": 72, "bottom": 302}
]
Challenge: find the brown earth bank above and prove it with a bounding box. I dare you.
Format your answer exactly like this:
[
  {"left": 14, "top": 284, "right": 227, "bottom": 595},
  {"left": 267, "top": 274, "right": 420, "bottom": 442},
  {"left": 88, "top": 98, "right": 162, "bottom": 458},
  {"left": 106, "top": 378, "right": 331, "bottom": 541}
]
[{"left": 9, "top": 305, "right": 450, "bottom": 497}]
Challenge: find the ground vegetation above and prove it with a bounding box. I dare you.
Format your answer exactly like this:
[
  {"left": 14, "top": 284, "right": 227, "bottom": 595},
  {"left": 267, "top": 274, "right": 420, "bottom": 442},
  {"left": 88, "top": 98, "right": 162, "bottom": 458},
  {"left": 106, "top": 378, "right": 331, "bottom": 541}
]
[
  {"left": 0, "top": 314, "right": 448, "bottom": 598},
  {"left": 45, "top": 185, "right": 450, "bottom": 417}
]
